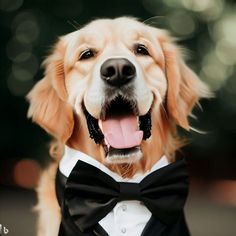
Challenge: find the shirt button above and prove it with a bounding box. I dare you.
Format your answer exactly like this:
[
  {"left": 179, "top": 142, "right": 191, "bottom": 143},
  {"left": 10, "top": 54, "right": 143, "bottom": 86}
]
[
  {"left": 121, "top": 204, "right": 127, "bottom": 211},
  {"left": 121, "top": 227, "right": 126, "bottom": 233}
]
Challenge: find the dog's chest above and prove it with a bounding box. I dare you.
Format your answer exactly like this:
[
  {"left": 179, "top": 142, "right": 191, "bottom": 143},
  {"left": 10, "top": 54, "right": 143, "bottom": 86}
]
[{"left": 99, "top": 200, "right": 151, "bottom": 236}]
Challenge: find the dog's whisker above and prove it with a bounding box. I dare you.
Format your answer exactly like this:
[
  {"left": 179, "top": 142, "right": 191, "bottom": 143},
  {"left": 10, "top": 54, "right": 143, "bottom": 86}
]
[
  {"left": 72, "top": 20, "right": 81, "bottom": 28},
  {"left": 160, "top": 103, "right": 169, "bottom": 122},
  {"left": 189, "top": 112, "right": 198, "bottom": 120},
  {"left": 67, "top": 20, "right": 80, "bottom": 30},
  {"left": 143, "top": 16, "right": 165, "bottom": 28},
  {"left": 196, "top": 101, "right": 203, "bottom": 111},
  {"left": 189, "top": 126, "right": 208, "bottom": 134}
]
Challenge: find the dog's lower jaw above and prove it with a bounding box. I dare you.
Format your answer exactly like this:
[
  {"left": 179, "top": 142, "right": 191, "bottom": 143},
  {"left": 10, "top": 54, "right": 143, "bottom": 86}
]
[{"left": 105, "top": 146, "right": 143, "bottom": 164}]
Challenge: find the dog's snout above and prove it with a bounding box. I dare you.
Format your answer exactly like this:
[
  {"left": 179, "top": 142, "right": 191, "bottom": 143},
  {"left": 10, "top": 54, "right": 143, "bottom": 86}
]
[{"left": 100, "top": 58, "right": 136, "bottom": 87}]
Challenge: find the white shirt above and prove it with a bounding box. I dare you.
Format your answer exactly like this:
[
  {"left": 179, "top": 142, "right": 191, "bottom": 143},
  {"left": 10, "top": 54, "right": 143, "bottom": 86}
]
[{"left": 60, "top": 146, "right": 169, "bottom": 236}]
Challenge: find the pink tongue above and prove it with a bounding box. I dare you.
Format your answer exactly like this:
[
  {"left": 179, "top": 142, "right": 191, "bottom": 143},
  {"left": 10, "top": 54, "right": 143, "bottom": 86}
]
[{"left": 101, "top": 116, "right": 143, "bottom": 149}]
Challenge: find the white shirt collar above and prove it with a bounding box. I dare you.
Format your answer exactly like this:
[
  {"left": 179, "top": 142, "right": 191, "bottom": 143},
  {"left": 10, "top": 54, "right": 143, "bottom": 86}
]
[{"left": 59, "top": 145, "right": 169, "bottom": 183}]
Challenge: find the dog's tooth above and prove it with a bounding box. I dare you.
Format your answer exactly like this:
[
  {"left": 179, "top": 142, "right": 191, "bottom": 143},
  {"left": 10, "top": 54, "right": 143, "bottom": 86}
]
[{"left": 98, "top": 120, "right": 103, "bottom": 132}]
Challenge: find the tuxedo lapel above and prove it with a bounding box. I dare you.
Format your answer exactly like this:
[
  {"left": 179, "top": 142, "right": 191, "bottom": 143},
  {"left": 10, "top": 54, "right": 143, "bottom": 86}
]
[{"left": 141, "top": 214, "right": 190, "bottom": 236}]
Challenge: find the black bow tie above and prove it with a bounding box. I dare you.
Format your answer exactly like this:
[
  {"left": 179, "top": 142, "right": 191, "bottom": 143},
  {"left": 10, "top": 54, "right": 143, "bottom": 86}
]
[{"left": 62, "top": 159, "right": 189, "bottom": 233}]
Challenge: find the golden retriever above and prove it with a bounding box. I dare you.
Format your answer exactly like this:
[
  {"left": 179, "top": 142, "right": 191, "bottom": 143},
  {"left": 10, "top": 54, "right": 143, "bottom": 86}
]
[{"left": 27, "top": 17, "right": 210, "bottom": 236}]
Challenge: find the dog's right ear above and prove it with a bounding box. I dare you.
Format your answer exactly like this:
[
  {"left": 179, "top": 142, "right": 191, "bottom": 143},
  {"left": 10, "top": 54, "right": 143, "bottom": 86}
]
[
  {"left": 27, "top": 38, "right": 74, "bottom": 143},
  {"left": 156, "top": 31, "right": 211, "bottom": 130}
]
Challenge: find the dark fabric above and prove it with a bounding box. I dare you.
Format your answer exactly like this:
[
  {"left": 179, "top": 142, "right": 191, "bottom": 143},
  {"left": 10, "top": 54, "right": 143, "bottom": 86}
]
[
  {"left": 56, "top": 171, "right": 108, "bottom": 236},
  {"left": 56, "top": 159, "right": 190, "bottom": 236},
  {"left": 141, "top": 215, "right": 190, "bottom": 236}
]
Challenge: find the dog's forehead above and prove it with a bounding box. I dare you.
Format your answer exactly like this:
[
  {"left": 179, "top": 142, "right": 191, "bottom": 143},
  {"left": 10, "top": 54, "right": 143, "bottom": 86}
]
[
  {"left": 78, "top": 17, "right": 151, "bottom": 42},
  {"left": 85, "top": 17, "right": 145, "bottom": 32},
  {"left": 63, "top": 17, "right": 165, "bottom": 64}
]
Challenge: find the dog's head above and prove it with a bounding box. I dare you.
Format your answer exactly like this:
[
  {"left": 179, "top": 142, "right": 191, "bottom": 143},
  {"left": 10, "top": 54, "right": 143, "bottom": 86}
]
[{"left": 27, "top": 17, "right": 210, "bottom": 174}]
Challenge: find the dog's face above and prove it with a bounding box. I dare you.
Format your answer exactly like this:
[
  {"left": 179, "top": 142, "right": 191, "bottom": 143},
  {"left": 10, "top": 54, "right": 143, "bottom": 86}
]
[
  {"left": 65, "top": 18, "right": 167, "bottom": 163},
  {"left": 27, "top": 18, "right": 209, "bottom": 171}
]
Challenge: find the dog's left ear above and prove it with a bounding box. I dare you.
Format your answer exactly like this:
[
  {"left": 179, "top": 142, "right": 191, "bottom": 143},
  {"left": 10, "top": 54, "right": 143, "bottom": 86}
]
[
  {"left": 27, "top": 38, "right": 74, "bottom": 143},
  {"left": 159, "top": 34, "right": 211, "bottom": 130}
]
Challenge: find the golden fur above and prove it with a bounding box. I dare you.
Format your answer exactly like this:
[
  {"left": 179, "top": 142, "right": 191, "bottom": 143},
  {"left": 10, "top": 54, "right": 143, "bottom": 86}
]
[{"left": 27, "top": 17, "right": 210, "bottom": 235}]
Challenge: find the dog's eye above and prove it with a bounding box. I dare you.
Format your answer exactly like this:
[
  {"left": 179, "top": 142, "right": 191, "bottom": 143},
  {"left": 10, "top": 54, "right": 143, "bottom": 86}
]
[
  {"left": 134, "top": 44, "right": 149, "bottom": 56},
  {"left": 79, "top": 49, "right": 95, "bottom": 60}
]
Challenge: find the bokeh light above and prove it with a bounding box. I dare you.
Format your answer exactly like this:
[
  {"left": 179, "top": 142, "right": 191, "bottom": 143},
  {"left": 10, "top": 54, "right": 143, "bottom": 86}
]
[
  {"left": 5, "top": 9, "right": 40, "bottom": 97},
  {"left": 6, "top": 37, "right": 32, "bottom": 62},
  {"left": 7, "top": 73, "right": 34, "bottom": 96},
  {"left": 167, "top": 11, "right": 196, "bottom": 36},
  {"left": 15, "top": 20, "right": 40, "bottom": 44},
  {"left": 200, "top": 50, "right": 233, "bottom": 91},
  {"left": 181, "top": 0, "right": 224, "bottom": 21},
  {"left": 0, "top": 0, "right": 23, "bottom": 12},
  {"left": 13, "top": 159, "right": 41, "bottom": 189}
]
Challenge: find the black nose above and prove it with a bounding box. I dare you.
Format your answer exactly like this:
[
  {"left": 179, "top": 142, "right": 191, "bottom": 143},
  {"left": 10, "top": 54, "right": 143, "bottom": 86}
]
[{"left": 100, "top": 58, "right": 136, "bottom": 87}]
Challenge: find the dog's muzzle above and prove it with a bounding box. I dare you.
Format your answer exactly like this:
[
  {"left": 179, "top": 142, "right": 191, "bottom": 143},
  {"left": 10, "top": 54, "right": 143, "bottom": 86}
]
[{"left": 84, "top": 58, "right": 152, "bottom": 163}]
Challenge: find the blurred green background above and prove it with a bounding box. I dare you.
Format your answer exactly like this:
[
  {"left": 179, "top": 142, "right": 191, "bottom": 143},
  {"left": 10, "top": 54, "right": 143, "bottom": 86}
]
[{"left": 0, "top": 0, "right": 236, "bottom": 235}]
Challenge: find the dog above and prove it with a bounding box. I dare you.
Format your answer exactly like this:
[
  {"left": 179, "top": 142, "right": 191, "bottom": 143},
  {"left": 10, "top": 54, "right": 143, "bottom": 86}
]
[{"left": 27, "top": 17, "right": 210, "bottom": 236}]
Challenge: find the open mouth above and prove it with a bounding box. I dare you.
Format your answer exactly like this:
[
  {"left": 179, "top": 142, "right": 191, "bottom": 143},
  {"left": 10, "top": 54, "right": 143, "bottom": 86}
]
[{"left": 84, "top": 96, "right": 152, "bottom": 164}]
